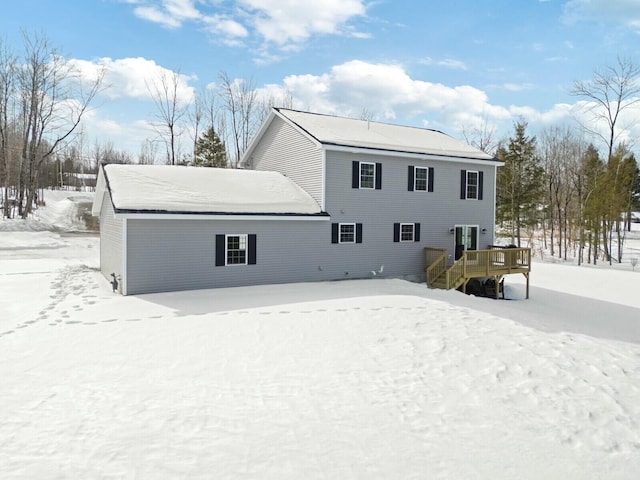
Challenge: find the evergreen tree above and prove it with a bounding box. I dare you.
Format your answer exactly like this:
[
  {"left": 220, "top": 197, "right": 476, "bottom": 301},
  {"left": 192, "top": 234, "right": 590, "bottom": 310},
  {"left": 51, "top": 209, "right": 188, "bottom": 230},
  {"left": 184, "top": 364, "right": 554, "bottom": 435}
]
[
  {"left": 579, "top": 145, "right": 605, "bottom": 264},
  {"left": 193, "top": 126, "right": 227, "bottom": 168},
  {"left": 496, "top": 121, "right": 545, "bottom": 246}
]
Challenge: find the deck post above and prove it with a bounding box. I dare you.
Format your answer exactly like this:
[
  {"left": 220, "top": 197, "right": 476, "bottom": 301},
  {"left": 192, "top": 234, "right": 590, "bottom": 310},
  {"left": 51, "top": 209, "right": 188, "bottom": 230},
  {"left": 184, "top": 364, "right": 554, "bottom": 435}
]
[{"left": 524, "top": 272, "right": 530, "bottom": 299}]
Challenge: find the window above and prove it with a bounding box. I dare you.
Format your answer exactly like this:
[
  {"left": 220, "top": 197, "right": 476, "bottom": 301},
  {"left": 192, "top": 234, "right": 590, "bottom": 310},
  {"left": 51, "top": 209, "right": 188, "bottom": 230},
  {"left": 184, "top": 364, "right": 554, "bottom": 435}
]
[
  {"left": 360, "top": 162, "right": 375, "bottom": 189},
  {"left": 352, "top": 161, "right": 382, "bottom": 189},
  {"left": 393, "top": 222, "right": 421, "bottom": 242},
  {"left": 415, "top": 167, "right": 428, "bottom": 191},
  {"left": 215, "top": 234, "right": 257, "bottom": 266},
  {"left": 226, "top": 234, "right": 247, "bottom": 265},
  {"left": 466, "top": 171, "right": 479, "bottom": 199},
  {"left": 332, "top": 223, "right": 363, "bottom": 244},
  {"left": 401, "top": 223, "right": 415, "bottom": 241},
  {"left": 339, "top": 223, "right": 355, "bottom": 243},
  {"left": 407, "top": 166, "right": 434, "bottom": 192},
  {"left": 460, "top": 169, "right": 483, "bottom": 200}
]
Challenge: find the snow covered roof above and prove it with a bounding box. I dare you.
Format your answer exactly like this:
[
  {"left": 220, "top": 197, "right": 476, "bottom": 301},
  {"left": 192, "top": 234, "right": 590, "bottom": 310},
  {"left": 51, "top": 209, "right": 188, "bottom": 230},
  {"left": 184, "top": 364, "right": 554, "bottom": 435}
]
[
  {"left": 92, "top": 164, "right": 323, "bottom": 216},
  {"left": 273, "top": 108, "right": 497, "bottom": 162}
]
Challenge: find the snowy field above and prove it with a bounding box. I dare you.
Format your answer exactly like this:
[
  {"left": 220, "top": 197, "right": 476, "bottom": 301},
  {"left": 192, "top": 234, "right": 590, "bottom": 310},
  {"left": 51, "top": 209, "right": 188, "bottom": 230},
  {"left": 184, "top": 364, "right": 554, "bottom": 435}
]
[{"left": 1, "top": 190, "right": 639, "bottom": 479}]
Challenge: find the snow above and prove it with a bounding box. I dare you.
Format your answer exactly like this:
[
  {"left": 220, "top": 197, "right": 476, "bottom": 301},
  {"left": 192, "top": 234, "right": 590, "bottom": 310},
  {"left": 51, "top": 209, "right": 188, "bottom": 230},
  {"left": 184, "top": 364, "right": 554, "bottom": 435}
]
[
  {"left": 94, "top": 164, "right": 323, "bottom": 215},
  {"left": 1, "top": 192, "right": 640, "bottom": 479},
  {"left": 275, "top": 108, "right": 496, "bottom": 160}
]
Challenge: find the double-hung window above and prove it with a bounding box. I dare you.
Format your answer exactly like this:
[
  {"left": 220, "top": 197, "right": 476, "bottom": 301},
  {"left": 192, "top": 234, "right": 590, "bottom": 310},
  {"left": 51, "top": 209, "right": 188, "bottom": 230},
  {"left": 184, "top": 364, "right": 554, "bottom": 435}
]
[
  {"left": 339, "top": 223, "right": 355, "bottom": 243},
  {"left": 466, "top": 171, "right": 479, "bottom": 199},
  {"left": 393, "top": 222, "right": 421, "bottom": 243},
  {"left": 407, "top": 166, "right": 434, "bottom": 192},
  {"left": 460, "top": 169, "right": 483, "bottom": 200},
  {"left": 414, "top": 167, "right": 428, "bottom": 191},
  {"left": 360, "top": 162, "right": 375, "bottom": 189},
  {"left": 331, "top": 223, "right": 363, "bottom": 244},
  {"left": 352, "top": 161, "right": 382, "bottom": 190},
  {"left": 226, "top": 234, "right": 247, "bottom": 265},
  {"left": 215, "top": 234, "right": 257, "bottom": 266}
]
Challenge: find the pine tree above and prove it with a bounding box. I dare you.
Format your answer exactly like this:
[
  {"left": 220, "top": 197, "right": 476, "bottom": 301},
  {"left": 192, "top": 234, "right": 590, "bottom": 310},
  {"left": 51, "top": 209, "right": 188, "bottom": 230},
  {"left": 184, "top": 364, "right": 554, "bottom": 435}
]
[
  {"left": 496, "top": 121, "right": 545, "bottom": 246},
  {"left": 193, "top": 126, "right": 227, "bottom": 168}
]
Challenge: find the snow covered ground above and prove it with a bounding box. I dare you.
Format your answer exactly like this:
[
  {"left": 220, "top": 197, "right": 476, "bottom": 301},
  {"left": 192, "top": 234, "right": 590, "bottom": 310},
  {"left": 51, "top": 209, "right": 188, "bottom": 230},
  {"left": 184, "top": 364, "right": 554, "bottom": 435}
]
[{"left": 1, "top": 190, "right": 639, "bottom": 479}]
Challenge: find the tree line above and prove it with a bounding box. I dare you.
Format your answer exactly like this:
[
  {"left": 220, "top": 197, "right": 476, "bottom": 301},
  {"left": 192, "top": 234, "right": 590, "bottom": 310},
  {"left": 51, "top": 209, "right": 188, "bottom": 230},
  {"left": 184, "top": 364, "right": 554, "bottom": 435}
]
[
  {"left": 0, "top": 32, "right": 291, "bottom": 219},
  {"left": 495, "top": 58, "right": 640, "bottom": 265}
]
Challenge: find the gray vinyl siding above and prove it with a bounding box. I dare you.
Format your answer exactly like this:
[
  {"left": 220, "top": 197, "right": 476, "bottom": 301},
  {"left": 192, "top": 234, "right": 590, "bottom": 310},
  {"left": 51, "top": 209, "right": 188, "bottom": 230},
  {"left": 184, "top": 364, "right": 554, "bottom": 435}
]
[
  {"left": 324, "top": 150, "right": 498, "bottom": 277},
  {"left": 248, "top": 116, "right": 324, "bottom": 206},
  {"left": 120, "top": 152, "right": 498, "bottom": 294},
  {"left": 125, "top": 218, "right": 338, "bottom": 294},
  {"left": 99, "top": 193, "right": 123, "bottom": 284}
]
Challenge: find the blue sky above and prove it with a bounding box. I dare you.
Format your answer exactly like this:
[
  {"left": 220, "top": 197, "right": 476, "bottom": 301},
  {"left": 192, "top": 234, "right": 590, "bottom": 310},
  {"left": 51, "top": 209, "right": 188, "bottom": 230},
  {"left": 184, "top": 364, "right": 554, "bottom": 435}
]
[{"left": 2, "top": 0, "right": 640, "bottom": 158}]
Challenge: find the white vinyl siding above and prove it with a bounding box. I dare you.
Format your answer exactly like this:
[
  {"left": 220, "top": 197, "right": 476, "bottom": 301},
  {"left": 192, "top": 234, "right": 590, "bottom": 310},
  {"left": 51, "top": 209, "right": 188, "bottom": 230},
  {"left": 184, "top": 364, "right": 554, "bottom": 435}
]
[{"left": 249, "top": 116, "right": 324, "bottom": 206}]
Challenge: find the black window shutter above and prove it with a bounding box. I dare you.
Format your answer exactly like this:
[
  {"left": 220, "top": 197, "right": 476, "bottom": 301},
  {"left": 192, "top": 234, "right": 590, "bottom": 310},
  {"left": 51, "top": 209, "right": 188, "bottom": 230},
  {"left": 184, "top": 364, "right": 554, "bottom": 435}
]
[
  {"left": 414, "top": 223, "right": 421, "bottom": 242},
  {"left": 215, "top": 234, "right": 225, "bottom": 266},
  {"left": 407, "top": 166, "right": 414, "bottom": 191},
  {"left": 356, "top": 223, "right": 363, "bottom": 243},
  {"left": 460, "top": 170, "right": 467, "bottom": 199},
  {"left": 393, "top": 223, "right": 400, "bottom": 242},
  {"left": 375, "top": 163, "right": 382, "bottom": 190},
  {"left": 352, "top": 161, "right": 359, "bottom": 189},
  {"left": 331, "top": 223, "right": 339, "bottom": 244},
  {"left": 428, "top": 167, "right": 434, "bottom": 192},
  {"left": 248, "top": 234, "right": 257, "bottom": 265},
  {"left": 478, "top": 171, "right": 484, "bottom": 200}
]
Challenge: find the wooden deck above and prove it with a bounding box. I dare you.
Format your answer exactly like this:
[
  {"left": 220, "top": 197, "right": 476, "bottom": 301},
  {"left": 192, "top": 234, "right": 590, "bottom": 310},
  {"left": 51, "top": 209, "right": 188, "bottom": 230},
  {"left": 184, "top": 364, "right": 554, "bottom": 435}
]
[{"left": 425, "top": 246, "right": 532, "bottom": 299}]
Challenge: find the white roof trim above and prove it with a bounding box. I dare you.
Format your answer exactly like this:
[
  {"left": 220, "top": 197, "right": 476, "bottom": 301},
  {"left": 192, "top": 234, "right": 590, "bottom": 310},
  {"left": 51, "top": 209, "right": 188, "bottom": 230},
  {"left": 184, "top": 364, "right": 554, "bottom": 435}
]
[{"left": 115, "top": 213, "right": 330, "bottom": 221}]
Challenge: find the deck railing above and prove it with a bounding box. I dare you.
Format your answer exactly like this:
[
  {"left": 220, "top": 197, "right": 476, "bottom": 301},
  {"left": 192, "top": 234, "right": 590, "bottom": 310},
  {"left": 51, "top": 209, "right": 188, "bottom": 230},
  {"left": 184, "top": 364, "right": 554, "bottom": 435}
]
[
  {"left": 425, "top": 246, "right": 531, "bottom": 290},
  {"left": 424, "top": 247, "right": 447, "bottom": 286}
]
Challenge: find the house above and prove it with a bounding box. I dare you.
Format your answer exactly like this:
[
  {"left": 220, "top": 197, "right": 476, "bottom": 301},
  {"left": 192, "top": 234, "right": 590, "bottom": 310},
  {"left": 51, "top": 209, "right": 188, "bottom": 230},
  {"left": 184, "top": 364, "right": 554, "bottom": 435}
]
[{"left": 93, "top": 108, "right": 504, "bottom": 295}]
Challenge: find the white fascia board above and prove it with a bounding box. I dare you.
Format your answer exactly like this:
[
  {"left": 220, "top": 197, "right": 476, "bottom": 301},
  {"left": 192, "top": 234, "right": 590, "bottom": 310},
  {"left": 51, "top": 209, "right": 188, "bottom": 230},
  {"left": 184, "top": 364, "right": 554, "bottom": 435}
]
[
  {"left": 91, "top": 166, "right": 107, "bottom": 216},
  {"left": 321, "top": 149, "right": 327, "bottom": 211},
  {"left": 122, "top": 217, "right": 128, "bottom": 296},
  {"left": 114, "top": 213, "right": 330, "bottom": 221},
  {"left": 325, "top": 144, "right": 501, "bottom": 166}
]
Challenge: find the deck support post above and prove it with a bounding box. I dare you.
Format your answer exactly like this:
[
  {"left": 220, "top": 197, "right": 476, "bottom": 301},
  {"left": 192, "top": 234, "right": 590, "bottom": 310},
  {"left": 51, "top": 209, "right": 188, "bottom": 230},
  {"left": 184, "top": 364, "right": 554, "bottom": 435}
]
[{"left": 523, "top": 272, "right": 530, "bottom": 299}]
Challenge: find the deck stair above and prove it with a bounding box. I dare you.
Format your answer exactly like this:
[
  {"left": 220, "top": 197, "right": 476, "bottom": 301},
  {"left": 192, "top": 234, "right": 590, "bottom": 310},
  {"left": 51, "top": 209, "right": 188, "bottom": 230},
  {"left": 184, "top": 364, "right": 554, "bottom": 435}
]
[{"left": 425, "top": 246, "right": 532, "bottom": 299}]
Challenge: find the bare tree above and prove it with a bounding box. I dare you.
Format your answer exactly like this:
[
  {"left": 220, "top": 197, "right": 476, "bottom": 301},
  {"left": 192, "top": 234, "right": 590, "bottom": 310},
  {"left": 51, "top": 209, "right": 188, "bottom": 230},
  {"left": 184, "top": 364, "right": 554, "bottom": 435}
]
[
  {"left": 218, "top": 72, "right": 258, "bottom": 168},
  {"left": 461, "top": 116, "right": 499, "bottom": 155},
  {"left": 16, "top": 32, "right": 104, "bottom": 218},
  {"left": 146, "top": 69, "right": 190, "bottom": 165},
  {"left": 539, "top": 126, "right": 584, "bottom": 259},
  {"left": 257, "top": 88, "right": 295, "bottom": 124},
  {"left": 571, "top": 57, "right": 640, "bottom": 263},
  {"left": 0, "top": 38, "right": 17, "bottom": 217},
  {"left": 571, "top": 57, "right": 640, "bottom": 162},
  {"left": 138, "top": 139, "right": 158, "bottom": 165}
]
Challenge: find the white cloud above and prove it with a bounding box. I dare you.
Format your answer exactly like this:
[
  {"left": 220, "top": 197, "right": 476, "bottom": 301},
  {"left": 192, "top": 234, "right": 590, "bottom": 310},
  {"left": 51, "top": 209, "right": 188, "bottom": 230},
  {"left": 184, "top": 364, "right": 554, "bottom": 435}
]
[
  {"left": 133, "top": 5, "right": 182, "bottom": 28},
  {"left": 238, "top": 0, "right": 367, "bottom": 45},
  {"left": 500, "top": 83, "right": 535, "bottom": 92},
  {"left": 132, "top": 0, "right": 201, "bottom": 28},
  {"left": 125, "top": 0, "right": 368, "bottom": 57},
  {"left": 563, "top": 0, "right": 640, "bottom": 31},
  {"left": 420, "top": 57, "right": 468, "bottom": 70},
  {"left": 72, "top": 57, "right": 195, "bottom": 105},
  {"left": 202, "top": 14, "right": 249, "bottom": 39},
  {"left": 278, "top": 60, "right": 512, "bottom": 131}
]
